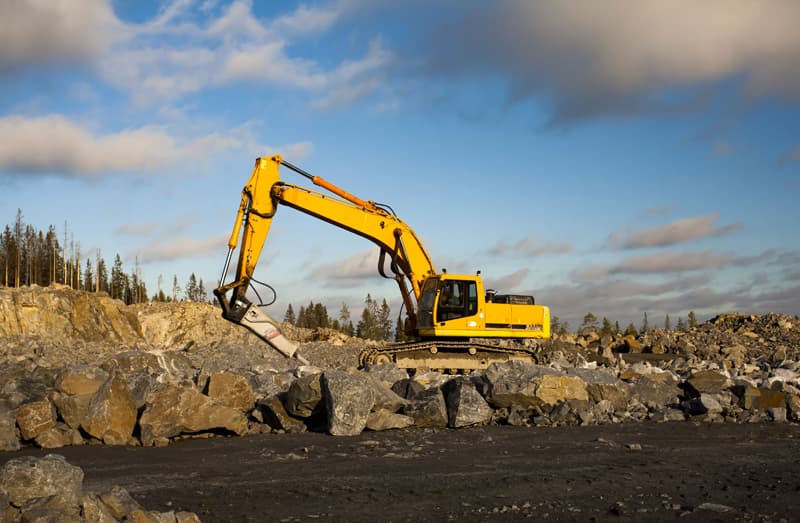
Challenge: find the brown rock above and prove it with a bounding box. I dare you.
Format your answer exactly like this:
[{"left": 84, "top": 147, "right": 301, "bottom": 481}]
[
  {"left": 686, "top": 370, "right": 732, "bottom": 396},
  {"left": 52, "top": 391, "right": 93, "bottom": 429},
  {"left": 534, "top": 375, "right": 589, "bottom": 406},
  {"left": 34, "top": 425, "right": 73, "bottom": 449},
  {"left": 740, "top": 387, "right": 786, "bottom": 411},
  {"left": 257, "top": 396, "right": 307, "bottom": 433},
  {"left": 365, "top": 409, "right": 415, "bottom": 431},
  {"left": 207, "top": 372, "right": 256, "bottom": 412},
  {"left": 55, "top": 365, "right": 109, "bottom": 396},
  {"left": 0, "top": 454, "right": 84, "bottom": 508},
  {"left": 0, "top": 400, "right": 20, "bottom": 451},
  {"left": 81, "top": 376, "right": 137, "bottom": 445},
  {"left": 624, "top": 336, "right": 642, "bottom": 353},
  {"left": 15, "top": 399, "right": 56, "bottom": 440},
  {"left": 139, "top": 383, "right": 248, "bottom": 446}
]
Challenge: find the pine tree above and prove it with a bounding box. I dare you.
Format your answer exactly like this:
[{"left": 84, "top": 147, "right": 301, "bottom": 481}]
[
  {"left": 640, "top": 312, "right": 649, "bottom": 333},
  {"left": 600, "top": 317, "right": 613, "bottom": 336},
  {"left": 111, "top": 254, "right": 125, "bottom": 300},
  {"left": 551, "top": 316, "right": 561, "bottom": 334},
  {"left": 197, "top": 278, "right": 206, "bottom": 302},
  {"left": 676, "top": 316, "right": 686, "bottom": 331},
  {"left": 356, "top": 294, "right": 381, "bottom": 339},
  {"left": 664, "top": 314, "right": 671, "bottom": 331},
  {"left": 559, "top": 321, "right": 570, "bottom": 335},
  {"left": 84, "top": 258, "right": 94, "bottom": 292},
  {"left": 688, "top": 310, "right": 697, "bottom": 328},
  {"left": 284, "top": 304, "right": 296, "bottom": 325},
  {"left": 394, "top": 315, "right": 407, "bottom": 342},
  {"left": 580, "top": 312, "right": 598, "bottom": 334},
  {"left": 172, "top": 275, "right": 180, "bottom": 301},
  {"left": 624, "top": 322, "right": 638, "bottom": 337},
  {"left": 614, "top": 320, "right": 621, "bottom": 335},
  {"left": 186, "top": 273, "right": 198, "bottom": 301},
  {"left": 378, "top": 299, "right": 392, "bottom": 340}
]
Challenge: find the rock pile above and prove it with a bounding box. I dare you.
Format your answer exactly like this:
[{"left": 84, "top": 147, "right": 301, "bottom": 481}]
[
  {"left": 0, "top": 454, "right": 200, "bottom": 521},
  {"left": 0, "top": 286, "right": 798, "bottom": 451}
]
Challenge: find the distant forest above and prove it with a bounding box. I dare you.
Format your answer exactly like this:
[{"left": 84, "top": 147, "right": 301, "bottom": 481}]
[{"left": 0, "top": 210, "right": 206, "bottom": 304}]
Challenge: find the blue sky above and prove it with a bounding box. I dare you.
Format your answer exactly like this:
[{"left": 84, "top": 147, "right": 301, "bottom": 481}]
[{"left": 1, "top": 0, "right": 798, "bottom": 329}]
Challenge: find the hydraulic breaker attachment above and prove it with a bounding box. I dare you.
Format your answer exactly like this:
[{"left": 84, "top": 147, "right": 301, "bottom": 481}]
[
  {"left": 214, "top": 286, "right": 308, "bottom": 364},
  {"left": 237, "top": 303, "right": 308, "bottom": 364}
]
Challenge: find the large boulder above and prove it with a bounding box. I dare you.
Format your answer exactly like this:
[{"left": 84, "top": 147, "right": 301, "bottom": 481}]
[
  {"left": 139, "top": 383, "right": 248, "bottom": 446},
  {"left": 256, "top": 396, "right": 307, "bottom": 433},
  {"left": 284, "top": 373, "right": 324, "bottom": 418},
  {"left": 80, "top": 375, "right": 137, "bottom": 445},
  {"left": 321, "top": 370, "right": 375, "bottom": 436},
  {"left": 207, "top": 372, "right": 257, "bottom": 412},
  {"left": 403, "top": 387, "right": 448, "bottom": 428},
  {"left": 0, "top": 454, "right": 83, "bottom": 508},
  {"left": 443, "top": 378, "right": 493, "bottom": 428},
  {"left": 685, "top": 370, "right": 732, "bottom": 396},
  {"left": 535, "top": 375, "right": 589, "bottom": 405},
  {"left": 15, "top": 399, "right": 56, "bottom": 440},
  {"left": 483, "top": 361, "right": 556, "bottom": 408},
  {"left": 54, "top": 365, "right": 109, "bottom": 396}
]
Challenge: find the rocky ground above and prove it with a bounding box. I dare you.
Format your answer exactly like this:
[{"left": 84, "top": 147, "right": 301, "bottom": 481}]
[{"left": 1, "top": 285, "right": 799, "bottom": 521}]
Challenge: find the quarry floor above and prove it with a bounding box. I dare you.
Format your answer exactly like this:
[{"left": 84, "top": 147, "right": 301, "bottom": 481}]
[{"left": 3, "top": 422, "right": 800, "bottom": 522}]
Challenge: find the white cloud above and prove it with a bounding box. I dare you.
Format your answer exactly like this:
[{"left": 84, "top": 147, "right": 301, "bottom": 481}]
[
  {"left": 115, "top": 223, "right": 157, "bottom": 236},
  {"left": 0, "top": 115, "right": 176, "bottom": 175},
  {"left": 484, "top": 269, "right": 529, "bottom": 291},
  {"left": 310, "top": 249, "right": 380, "bottom": 287},
  {"left": 488, "top": 234, "right": 572, "bottom": 258},
  {"left": 608, "top": 213, "right": 741, "bottom": 249},
  {"left": 130, "top": 233, "right": 228, "bottom": 263},
  {"left": 610, "top": 251, "right": 734, "bottom": 274},
  {"left": 428, "top": 0, "right": 800, "bottom": 122},
  {"left": 0, "top": 114, "right": 260, "bottom": 177},
  {"left": 0, "top": 0, "right": 120, "bottom": 72}
]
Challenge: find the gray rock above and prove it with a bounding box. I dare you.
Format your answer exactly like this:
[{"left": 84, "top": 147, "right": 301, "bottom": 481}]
[
  {"left": 362, "top": 363, "right": 409, "bottom": 387},
  {"left": 0, "top": 454, "right": 83, "bottom": 508},
  {"left": 322, "top": 370, "right": 375, "bottom": 436},
  {"left": 139, "top": 383, "right": 248, "bottom": 446},
  {"left": 391, "top": 378, "right": 425, "bottom": 400},
  {"left": 403, "top": 387, "right": 448, "bottom": 428},
  {"left": 81, "top": 375, "right": 137, "bottom": 445},
  {"left": 358, "top": 372, "right": 408, "bottom": 413},
  {"left": 284, "top": 373, "right": 323, "bottom": 418},
  {"left": 627, "top": 375, "right": 682, "bottom": 409},
  {"left": 768, "top": 407, "right": 787, "bottom": 422},
  {"left": 483, "top": 361, "right": 558, "bottom": 408},
  {"left": 443, "top": 378, "right": 493, "bottom": 428}
]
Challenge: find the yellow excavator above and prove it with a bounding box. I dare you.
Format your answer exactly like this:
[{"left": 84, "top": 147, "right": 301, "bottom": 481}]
[{"left": 214, "top": 156, "right": 550, "bottom": 370}]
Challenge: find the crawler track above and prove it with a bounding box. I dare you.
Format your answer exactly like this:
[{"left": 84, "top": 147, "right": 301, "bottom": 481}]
[{"left": 359, "top": 339, "right": 539, "bottom": 371}]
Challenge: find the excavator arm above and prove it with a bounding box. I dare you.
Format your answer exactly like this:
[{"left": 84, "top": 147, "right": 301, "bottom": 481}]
[{"left": 214, "top": 155, "right": 437, "bottom": 360}]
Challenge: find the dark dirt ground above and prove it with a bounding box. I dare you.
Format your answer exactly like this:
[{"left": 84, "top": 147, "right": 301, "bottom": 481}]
[{"left": 3, "top": 422, "right": 800, "bottom": 522}]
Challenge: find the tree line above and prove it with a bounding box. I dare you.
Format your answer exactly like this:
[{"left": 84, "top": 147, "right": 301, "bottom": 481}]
[
  {"left": 552, "top": 310, "right": 699, "bottom": 337},
  {"left": 0, "top": 210, "right": 208, "bottom": 304},
  {"left": 283, "top": 294, "right": 406, "bottom": 342}
]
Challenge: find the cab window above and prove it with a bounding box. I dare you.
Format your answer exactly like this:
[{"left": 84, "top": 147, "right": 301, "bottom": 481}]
[{"left": 436, "top": 280, "right": 477, "bottom": 322}]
